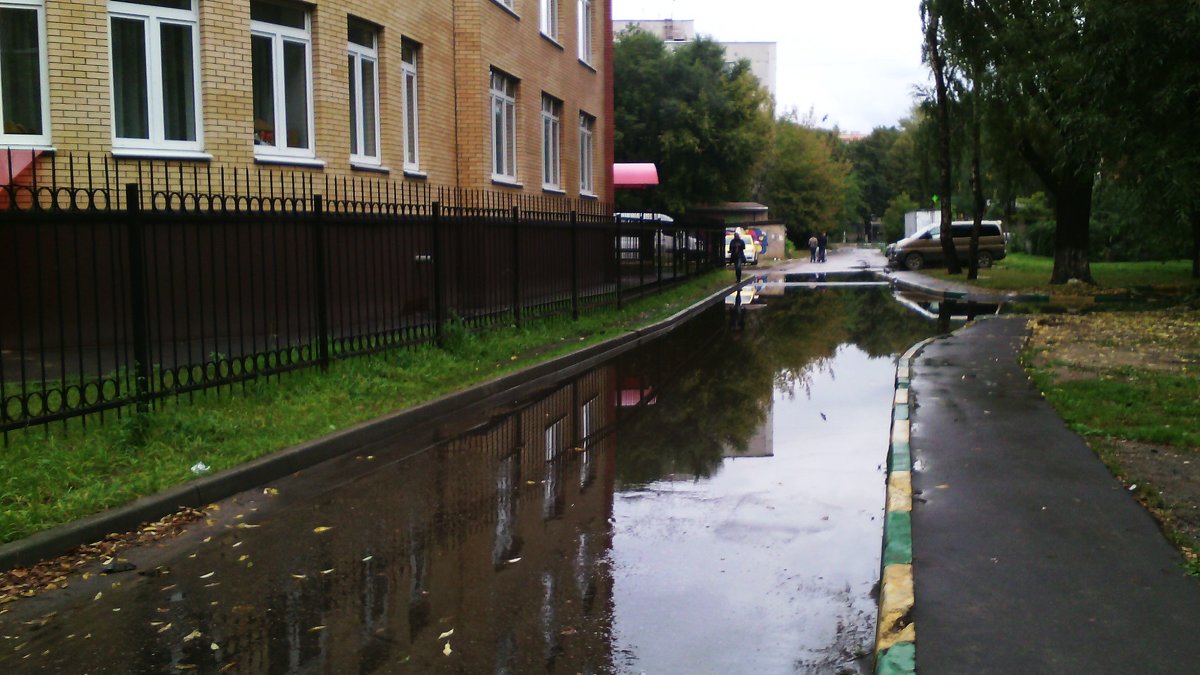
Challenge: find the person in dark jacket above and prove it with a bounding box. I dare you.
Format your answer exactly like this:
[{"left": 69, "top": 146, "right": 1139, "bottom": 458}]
[
  {"left": 817, "top": 231, "right": 828, "bottom": 263},
  {"left": 727, "top": 230, "right": 747, "bottom": 282}
]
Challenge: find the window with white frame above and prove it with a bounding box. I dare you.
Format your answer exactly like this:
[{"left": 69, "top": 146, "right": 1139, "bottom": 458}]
[
  {"left": 576, "top": 0, "right": 592, "bottom": 63},
  {"left": 490, "top": 70, "right": 517, "bottom": 182},
  {"left": 250, "top": 0, "right": 314, "bottom": 158},
  {"left": 539, "top": 0, "right": 557, "bottom": 40},
  {"left": 541, "top": 95, "right": 561, "bottom": 190},
  {"left": 108, "top": 0, "right": 202, "bottom": 151},
  {"left": 347, "top": 18, "right": 379, "bottom": 165},
  {"left": 401, "top": 40, "right": 420, "bottom": 171},
  {"left": 0, "top": 0, "right": 50, "bottom": 146},
  {"left": 578, "top": 112, "right": 594, "bottom": 194}
]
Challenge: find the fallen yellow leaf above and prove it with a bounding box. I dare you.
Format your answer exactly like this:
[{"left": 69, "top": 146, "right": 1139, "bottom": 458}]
[{"left": 312, "top": 526, "right": 333, "bottom": 534}]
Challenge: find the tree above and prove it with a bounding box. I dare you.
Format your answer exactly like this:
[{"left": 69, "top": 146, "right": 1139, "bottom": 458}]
[
  {"left": 755, "top": 119, "right": 852, "bottom": 243},
  {"left": 613, "top": 30, "right": 773, "bottom": 212},
  {"left": 921, "top": 0, "right": 962, "bottom": 274},
  {"left": 939, "top": 2, "right": 1103, "bottom": 283}
]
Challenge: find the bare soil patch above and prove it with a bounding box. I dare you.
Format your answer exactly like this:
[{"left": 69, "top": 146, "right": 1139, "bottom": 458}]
[{"left": 1027, "top": 308, "right": 1200, "bottom": 570}]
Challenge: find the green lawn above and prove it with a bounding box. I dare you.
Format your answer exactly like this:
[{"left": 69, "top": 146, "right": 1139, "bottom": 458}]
[
  {"left": 924, "top": 253, "right": 1199, "bottom": 293},
  {"left": 0, "top": 272, "right": 733, "bottom": 545}
]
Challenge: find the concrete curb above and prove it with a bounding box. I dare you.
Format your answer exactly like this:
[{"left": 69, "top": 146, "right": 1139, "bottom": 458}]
[
  {"left": 874, "top": 336, "right": 936, "bottom": 675},
  {"left": 0, "top": 281, "right": 741, "bottom": 572}
]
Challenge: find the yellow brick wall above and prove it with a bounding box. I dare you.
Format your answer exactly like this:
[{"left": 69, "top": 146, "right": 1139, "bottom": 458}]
[{"left": 32, "top": 0, "right": 610, "bottom": 200}]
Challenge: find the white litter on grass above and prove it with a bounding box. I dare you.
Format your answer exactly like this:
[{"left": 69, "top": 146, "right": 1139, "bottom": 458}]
[{"left": 190, "top": 462, "right": 211, "bottom": 475}]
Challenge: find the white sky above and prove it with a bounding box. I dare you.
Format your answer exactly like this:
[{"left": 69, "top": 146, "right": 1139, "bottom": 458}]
[{"left": 611, "top": 0, "right": 930, "bottom": 133}]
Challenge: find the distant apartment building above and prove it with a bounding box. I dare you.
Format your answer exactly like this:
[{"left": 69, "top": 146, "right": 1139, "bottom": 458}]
[
  {"left": 612, "top": 18, "right": 776, "bottom": 102},
  {"left": 1, "top": 0, "right": 613, "bottom": 199}
]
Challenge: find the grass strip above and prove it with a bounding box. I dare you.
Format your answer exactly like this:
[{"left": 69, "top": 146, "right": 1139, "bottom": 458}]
[
  {"left": 0, "top": 272, "right": 733, "bottom": 544},
  {"left": 923, "top": 253, "right": 1199, "bottom": 293}
]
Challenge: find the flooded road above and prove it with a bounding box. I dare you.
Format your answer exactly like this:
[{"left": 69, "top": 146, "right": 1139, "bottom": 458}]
[{"left": 0, "top": 284, "right": 942, "bottom": 674}]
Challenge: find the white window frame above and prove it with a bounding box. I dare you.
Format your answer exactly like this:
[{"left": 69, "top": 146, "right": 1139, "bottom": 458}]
[
  {"left": 347, "top": 19, "right": 380, "bottom": 166},
  {"left": 576, "top": 0, "right": 593, "bottom": 64},
  {"left": 539, "top": 0, "right": 558, "bottom": 41},
  {"left": 401, "top": 40, "right": 420, "bottom": 172},
  {"left": 541, "top": 95, "right": 561, "bottom": 190},
  {"left": 578, "top": 112, "right": 595, "bottom": 195},
  {"left": 490, "top": 70, "right": 517, "bottom": 182},
  {"left": 0, "top": 0, "right": 51, "bottom": 147},
  {"left": 108, "top": 0, "right": 203, "bottom": 153},
  {"left": 251, "top": 1, "right": 315, "bottom": 160}
]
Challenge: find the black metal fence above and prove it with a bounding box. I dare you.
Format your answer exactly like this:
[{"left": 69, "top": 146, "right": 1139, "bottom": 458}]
[{"left": 0, "top": 151, "right": 724, "bottom": 437}]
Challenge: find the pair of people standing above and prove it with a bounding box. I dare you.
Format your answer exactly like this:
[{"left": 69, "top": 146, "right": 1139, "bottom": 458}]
[{"left": 808, "top": 232, "right": 828, "bottom": 263}]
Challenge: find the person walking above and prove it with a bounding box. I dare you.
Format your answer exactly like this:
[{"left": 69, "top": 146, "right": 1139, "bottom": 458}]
[
  {"left": 817, "top": 231, "right": 828, "bottom": 263},
  {"left": 728, "top": 230, "right": 747, "bottom": 282},
  {"left": 808, "top": 234, "right": 818, "bottom": 262}
]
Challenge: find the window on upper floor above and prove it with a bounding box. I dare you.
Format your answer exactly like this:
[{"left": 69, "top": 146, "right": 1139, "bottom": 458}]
[
  {"left": 578, "top": 112, "right": 594, "bottom": 195},
  {"left": 540, "top": 0, "right": 558, "bottom": 41},
  {"left": 251, "top": 0, "right": 314, "bottom": 159},
  {"left": 347, "top": 18, "right": 379, "bottom": 165},
  {"left": 490, "top": 70, "right": 517, "bottom": 182},
  {"left": 0, "top": 0, "right": 49, "bottom": 146},
  {"left": 577, "top": 0, "right": 593, "bottom": 64},
  {"left": 402, "top": 40, "right": 421, "bottom": 172},
  {"left": 541, "top": 94, "right": 561, "bottom": 190},
  {"left": 109, "top": 0, "right": 202, "bottom": 152}
]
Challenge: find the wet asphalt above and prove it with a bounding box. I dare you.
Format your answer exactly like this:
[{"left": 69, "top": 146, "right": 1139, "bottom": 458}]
[{"left": 909, "top": 316, "right": 1200, "bottom": 673}]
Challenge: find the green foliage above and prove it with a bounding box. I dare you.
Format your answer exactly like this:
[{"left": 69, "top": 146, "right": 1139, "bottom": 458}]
[
  {"left": 755, "top": 119, "right": 851, "bottom": 242},
  {"left": 882, "top": 193, "right": 919, "bottom": 244},
  {"left": 613, "top": 30, "right": 773, "bottom": 212}
]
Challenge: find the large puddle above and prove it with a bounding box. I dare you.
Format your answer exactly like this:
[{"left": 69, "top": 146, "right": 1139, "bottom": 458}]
[{"left": 0, "top": 285, "right": 945, "bottom": 674}]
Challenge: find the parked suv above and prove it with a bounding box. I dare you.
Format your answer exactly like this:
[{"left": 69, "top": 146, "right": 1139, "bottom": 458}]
[{"left": 887, "top": 220, "right": 1007, "bottom": 271}]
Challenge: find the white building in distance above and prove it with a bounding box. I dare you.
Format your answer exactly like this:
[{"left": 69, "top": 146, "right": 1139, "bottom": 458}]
[{"left": 613, "top": 19, "right": 777, "bottom": 103}]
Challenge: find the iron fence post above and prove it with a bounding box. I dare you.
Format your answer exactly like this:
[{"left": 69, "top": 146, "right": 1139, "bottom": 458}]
[
  {"left": 312, "top": 194, "right": 330, "bottom": 370},
  {"left": 125, "top": 183, "right": 151, "bottom": 414},
  {"left": 570, "top": 210, "right": 579, "bottom": 319},
  {"left": 656, "top": 225, "right": 663, "bottom": 287},
  {"left": 432, "top": 201, "right": 445, "bottom": 344},
  {"left": 511, "top": 205, "right": 521, "bottom": 325},
  {"left": 615, "top": 217, "right": 623, "bottom": 309}
]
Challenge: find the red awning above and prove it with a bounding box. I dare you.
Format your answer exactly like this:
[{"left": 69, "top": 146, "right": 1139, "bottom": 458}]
[{"left": 613, "top": 163, "right": 659, "bottom": 189}]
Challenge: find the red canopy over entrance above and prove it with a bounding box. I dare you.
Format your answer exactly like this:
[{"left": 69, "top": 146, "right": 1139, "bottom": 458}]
[{"left": 612, "top": 163, "right": 659, "bottom": 189}]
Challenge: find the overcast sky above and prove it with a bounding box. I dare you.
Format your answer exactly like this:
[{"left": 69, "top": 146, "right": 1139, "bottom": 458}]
[{"left": 611, "top": 0, "right": 930, "bottom": 133}]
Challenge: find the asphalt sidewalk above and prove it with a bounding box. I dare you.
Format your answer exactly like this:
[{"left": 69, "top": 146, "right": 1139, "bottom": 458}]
[{"left": 908, "top": 317, "right": 1200, "bottom": 673}]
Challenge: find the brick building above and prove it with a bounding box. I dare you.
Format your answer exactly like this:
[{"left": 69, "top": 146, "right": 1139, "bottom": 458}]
[{"left": 1, "top": 0, "right": 613, "bottom": 200}]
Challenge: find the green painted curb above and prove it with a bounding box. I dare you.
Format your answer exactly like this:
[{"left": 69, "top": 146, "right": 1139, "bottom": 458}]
[
  {"left": 890, "top": 441, "right": 911, "bottom": 473},
  {"left": 883, "top": 511, "right": 913, "bottom": 565},
  {"left": 894, "top": 404, "right": 909, "bottom": 421},
  {"left": 876, "top": 642, "right": 916, "bottom": 675}
]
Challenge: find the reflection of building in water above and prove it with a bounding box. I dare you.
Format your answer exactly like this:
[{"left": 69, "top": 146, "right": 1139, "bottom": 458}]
[
  {"left": 32, "top": 366, "right": 621, "bottom": 674},
  {"left": 724, "top": 398, "right": 774, "bottom": 459}
]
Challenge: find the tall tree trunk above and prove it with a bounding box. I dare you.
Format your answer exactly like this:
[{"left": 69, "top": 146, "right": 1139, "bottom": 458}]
[
  {"left": 926, "top": 5, "right": 961, "bottom": 274},
  {"left": 967, "top": 89, "right": 984, "bottom": 281},
  {"left": 1191, "top": 207, "right": 1200, "bottom": 279},
  {"left": 1050, "top": 167, "right": 1094, "bottom": 284}
]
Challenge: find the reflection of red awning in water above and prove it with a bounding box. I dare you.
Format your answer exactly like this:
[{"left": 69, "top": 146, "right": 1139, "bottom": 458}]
[
  {"left": 0, "top": 148, "right": 41, "bottom": 185},
  {"left": 613, "top": 163, "right": 658, "bottom": 189}
]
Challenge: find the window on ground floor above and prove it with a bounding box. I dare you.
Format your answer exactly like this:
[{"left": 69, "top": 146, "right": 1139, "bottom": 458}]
[
  {"left": 541, "top": 94, "right": 561, "bottom": 190},
  {"left": 251, "top": 0, "right": 313, "bottom": 158},
  {"left": 0, "top": 0, "right": 49, "bottom": 146},
  {"left": 490, "top": 69, "right": 517, "bottom": 182},
  {"left": 402, "top": 39, "right": 420, "bottom": 172},
  {"left": 347, "top": 17, "right": 379, "bottom": 165},
  {"left": 109, "top": 0, "right": 202, "bottom": 151},
  {"left": 578, "top": 112, "right": 594, "bottom": 194}
]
